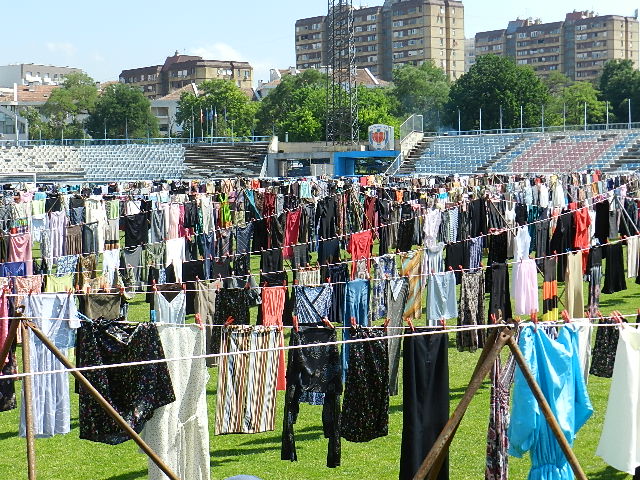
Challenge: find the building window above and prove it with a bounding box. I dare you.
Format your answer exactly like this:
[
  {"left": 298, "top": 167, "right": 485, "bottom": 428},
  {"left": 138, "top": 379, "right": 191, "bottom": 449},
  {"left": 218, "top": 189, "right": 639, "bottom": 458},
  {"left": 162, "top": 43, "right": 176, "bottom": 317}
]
[
  {"left": 440, "top": 27, "right": 444, "bottom": 35},
  {"left": 440, "top": 6, "right": 445, "bottom": 14}
]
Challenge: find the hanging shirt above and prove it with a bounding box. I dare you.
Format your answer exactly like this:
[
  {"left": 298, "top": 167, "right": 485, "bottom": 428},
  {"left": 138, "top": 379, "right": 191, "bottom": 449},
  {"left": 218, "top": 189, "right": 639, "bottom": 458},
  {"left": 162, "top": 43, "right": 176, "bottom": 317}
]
[{"left": 508, "top": 324, "right": 593, "bottom": 480}]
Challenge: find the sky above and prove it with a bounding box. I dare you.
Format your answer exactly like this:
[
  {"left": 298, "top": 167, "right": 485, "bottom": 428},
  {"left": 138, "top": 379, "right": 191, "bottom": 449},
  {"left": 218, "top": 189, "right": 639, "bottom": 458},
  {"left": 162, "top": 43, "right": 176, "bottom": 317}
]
[{"left": 2, "top": 0, "right": 638, "bottom": 87}]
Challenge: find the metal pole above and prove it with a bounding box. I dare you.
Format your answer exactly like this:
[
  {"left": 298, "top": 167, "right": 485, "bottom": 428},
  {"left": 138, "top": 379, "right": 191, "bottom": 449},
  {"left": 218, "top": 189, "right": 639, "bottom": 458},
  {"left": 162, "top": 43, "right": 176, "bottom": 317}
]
[
  {"left": 629, "top": 99, "right": 632, "bottom": 129},
  {"left": 506, "top": 335, "right": 588, "bottom": 480},
  {"left": 26, "top": 322, "right": 181, "bottom": 480},
  {"left": 479, "top": 108, "right": 482, "bottom": 134},
  {"left": 563, "top": 103, "right": 566, "bottom": 131},
  {"left": 520, "top": 105, "right": 523, "bottom": 133},
  {"left": 584, "top": 102, "right": 587, "bottom": 131},
  {"left": 541, "top": 105, "right": 545, "bottom": 133},
  {"left": 499, "top": 105, "right": 503, "bottom": 133},
  {"left": 457, "top": 109, "right": 461, "bottom": 134},
  {"left": 606, "top": 101, "right": 609, "bottom": 130},
  {"left": 21, "top": 321, "right": 37, "bottom": 480}
]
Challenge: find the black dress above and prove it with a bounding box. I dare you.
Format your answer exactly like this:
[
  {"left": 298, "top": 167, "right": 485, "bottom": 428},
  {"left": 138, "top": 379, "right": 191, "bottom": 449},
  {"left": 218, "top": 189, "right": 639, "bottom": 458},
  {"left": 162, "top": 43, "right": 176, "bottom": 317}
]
[
  {"left": 400, "top": 330, "right": 449, "bottom": 480},
  {"left": 589, "top": 317, "right": 623, "bottom": 378},
  {"left": 76, "top": 321, "right": 175, "bottom": 445},
  {"left": 341, "top": 326, "right": 389, "bottom": 443},
  {"left": 602, "top": 242, "right": 626, "bottom": 294}
]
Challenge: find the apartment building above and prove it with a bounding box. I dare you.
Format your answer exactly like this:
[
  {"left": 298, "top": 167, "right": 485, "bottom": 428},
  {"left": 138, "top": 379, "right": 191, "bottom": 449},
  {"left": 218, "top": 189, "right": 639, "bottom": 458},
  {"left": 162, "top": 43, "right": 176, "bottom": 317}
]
[
  {"left": 0, "top": 64, "right": 81, "bottom": 88},
  {"left": 294, "top": 0, "right": 465, "bottom": 81},
  {"left": 464, "top": 38, "right": 476, "bottom": 72},
  {"left": 119, "top": 52, "right": 253, "bottom": 100},
  {"left": 475, "top": 11, "right": 639, "bottom": 81}
]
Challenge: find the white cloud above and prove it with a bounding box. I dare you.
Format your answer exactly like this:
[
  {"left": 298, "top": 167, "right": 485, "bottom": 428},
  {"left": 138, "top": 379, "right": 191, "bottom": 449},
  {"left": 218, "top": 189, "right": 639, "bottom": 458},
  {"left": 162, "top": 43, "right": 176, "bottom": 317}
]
[{"left": 45, "top": 42, "right": 77, "bottom": 56}]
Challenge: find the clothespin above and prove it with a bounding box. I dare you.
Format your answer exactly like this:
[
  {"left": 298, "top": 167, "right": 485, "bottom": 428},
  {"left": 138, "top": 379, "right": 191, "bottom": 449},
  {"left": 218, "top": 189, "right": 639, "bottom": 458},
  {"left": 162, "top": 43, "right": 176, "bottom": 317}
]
[
  {"left": 182, "top": 283, "right": 187, "bottom": 292},
  {"left": 448, "top": 266, "right": 453, "bottom": 271},
  {"left": 194, "top": 313, "right": 204, "bottom": 330},
  {"left": 350, "top": 316, "right": 357, "bottom": 328},
  {"left": 283, "top": 279, "right": 287, "bottom": 287},
  {"left": 406, "top": 318, "right": 416, "bottom": 332},
  {"left": 561, "top": 310, "right": 571, "bottom": 323},
  {"left": 440, "top": 318, "right": 447, "bottom": 331},
  {"left": 293, "top": 315, "right": 299, "bottom": 332},
  {"left": 294, "top": 279, "right": 299, "bottom": 285},
  {"left": 67, "top": 288, "right": 73, "bottom": 298},
  {"left": 458, "top": 265, "right": 463, "bottom": 271},
  {"left": 322, "top": 317, "right": 335, "bottom": 329},
  {"left": 224, "top": 316, "right": 235, "bottom": 327},
  {"left": 530, "top": 311, "right": 538, "bottom": 331},
  {"left": 152, "top": 279, "right": 157, "bottom": 292},
  {"left": 383, "top": 317, "right": 390, "bottom": 329}
]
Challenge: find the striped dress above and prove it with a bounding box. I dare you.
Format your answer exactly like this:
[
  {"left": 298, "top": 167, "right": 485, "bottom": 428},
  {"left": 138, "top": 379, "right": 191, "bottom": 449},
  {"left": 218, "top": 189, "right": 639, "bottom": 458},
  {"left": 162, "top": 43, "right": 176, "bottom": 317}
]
[
  {"left": 215, "top": 325, "right": 280, "bottom": 435},
  {"left": 401, "top": 250, "right": 424, "bottom": 323}
]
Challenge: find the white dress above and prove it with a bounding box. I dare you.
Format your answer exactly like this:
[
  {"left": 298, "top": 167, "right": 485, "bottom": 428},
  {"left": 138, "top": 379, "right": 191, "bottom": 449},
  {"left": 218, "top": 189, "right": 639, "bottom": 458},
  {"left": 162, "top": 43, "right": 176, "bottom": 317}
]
[
  {"left": 141, "top": 325, "right": 210, "bottom": 480},
  {"left": 596, "top": 326, "right": 640, "bottom": 474},
  {"left": 154, "top": 290, "right": 186, "bottom": 324}
]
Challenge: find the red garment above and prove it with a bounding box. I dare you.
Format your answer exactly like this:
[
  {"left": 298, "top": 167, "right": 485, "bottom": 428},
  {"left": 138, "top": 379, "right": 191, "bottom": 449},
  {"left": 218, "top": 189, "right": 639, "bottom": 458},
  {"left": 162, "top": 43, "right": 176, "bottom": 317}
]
[
  {"left": 261, "top": 286, "right": 286, "bottom": 391},
  {"left": 573, "top": 204, "right": 591, "bottom": 273},
  {"left": 364, "top": 196, "right": 378, "bottom": 237},
  {"left": 283, "top": 209, "right": 301, "bottom": 259},
  {"left": 348, "top": 230, "right": 373, "bottom": 279}
]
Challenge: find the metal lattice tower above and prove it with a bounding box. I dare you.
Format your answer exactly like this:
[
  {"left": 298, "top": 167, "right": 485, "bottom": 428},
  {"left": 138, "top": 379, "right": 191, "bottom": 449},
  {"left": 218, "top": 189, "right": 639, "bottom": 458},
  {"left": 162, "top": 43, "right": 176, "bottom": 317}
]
[{"left": 326, "top": 0, "right": 358, "bottom": 144}]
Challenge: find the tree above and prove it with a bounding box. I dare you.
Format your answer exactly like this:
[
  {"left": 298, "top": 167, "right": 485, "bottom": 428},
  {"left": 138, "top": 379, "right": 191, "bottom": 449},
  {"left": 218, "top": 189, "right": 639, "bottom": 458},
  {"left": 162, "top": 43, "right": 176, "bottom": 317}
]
[
  {"left": 255, "top": 69, "right": 327, "bottom": 141},
  {"left": 85, "top": 83, "right": 159, "bottom": 139},
  {"left": 446, "top": 55, "right": 549, "bottom": 131},
  {"left": 357, "top": 86, "right": 401, "bottom": 140},
  {"left": 557, "top": 82, "right": 606, "bottom": 126},
  {"left": 20, "top": 106, "right": 53, "bottom": 140},
  {"left": 41, "top": 72, "right": 98, "bottom": 138},
  {"left": 599, "top": 59, "right": 640, "bottom": 122},
  {"left": 390, "top": 62, "right": 450, "bottom": 131}
]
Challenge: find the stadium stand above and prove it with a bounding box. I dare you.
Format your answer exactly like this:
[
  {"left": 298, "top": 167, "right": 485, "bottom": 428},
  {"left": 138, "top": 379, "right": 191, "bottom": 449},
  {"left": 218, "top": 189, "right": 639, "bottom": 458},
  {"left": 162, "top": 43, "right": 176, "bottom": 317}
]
[
  {"left": 0, "top": 145, "right": 84, "bottom": 182},
  {"left": 182, "top": 143, "right": 269, "bottom": 178},
  {"left": 80, "top": 144, "right": 186, "bottom": 182}
]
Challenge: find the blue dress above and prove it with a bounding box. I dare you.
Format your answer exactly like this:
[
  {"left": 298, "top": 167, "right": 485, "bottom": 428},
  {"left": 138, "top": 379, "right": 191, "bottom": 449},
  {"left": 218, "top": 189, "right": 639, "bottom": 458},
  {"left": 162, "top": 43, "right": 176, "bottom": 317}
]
[{"left": 508, "top": 324, "right": 593, "bottom": 480}]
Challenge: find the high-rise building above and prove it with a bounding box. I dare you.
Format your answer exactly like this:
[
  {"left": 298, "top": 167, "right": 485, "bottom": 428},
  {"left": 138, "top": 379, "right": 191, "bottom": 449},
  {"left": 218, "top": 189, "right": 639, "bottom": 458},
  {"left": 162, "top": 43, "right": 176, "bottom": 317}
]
[
  {"left": 119, "top": 52, "right": 253, "bottom": 100},
  {"left": 475, "top": 11, "right": 640, "bottom": 81},
  {"left": 464, "top": 37, "right": 476, "bottom": 72},
  {"left": 294, "top": 0, "right": 465, "bottom": 81}
]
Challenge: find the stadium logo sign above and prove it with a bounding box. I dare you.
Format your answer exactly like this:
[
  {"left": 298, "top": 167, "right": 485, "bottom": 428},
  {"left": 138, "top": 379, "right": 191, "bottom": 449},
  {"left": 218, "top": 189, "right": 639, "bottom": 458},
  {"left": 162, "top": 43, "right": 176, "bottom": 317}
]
[{"left": 368, "top": 124, "right": 395, "bottom": 150}]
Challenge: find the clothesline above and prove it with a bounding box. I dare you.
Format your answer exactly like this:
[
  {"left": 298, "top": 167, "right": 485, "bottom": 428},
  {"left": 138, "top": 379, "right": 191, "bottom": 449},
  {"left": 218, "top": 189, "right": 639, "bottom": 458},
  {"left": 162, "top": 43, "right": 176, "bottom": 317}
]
[{"left": 1, "top": 318, "right": 637, "bottom": 382}]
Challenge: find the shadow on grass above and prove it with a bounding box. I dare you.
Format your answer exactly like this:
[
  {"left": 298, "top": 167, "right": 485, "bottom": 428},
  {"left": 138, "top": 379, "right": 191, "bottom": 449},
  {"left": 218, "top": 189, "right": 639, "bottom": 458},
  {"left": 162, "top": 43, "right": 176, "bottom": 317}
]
[
  {"left": 449, "top": 383, "right": 490, "bottom": 401},
  {"left": 105, "top": 469, "right": 147, "bottom": 480},
  {"left": 0, "top": 430, "right": 18, "bottom": 441},
  {"left": 587, "top": 467, "right": 629, "bottom": 479}
]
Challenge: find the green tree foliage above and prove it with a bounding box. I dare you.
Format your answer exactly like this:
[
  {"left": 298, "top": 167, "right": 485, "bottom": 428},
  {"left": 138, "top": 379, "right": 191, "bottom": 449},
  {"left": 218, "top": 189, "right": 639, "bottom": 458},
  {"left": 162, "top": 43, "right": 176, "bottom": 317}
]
[
  {"left": 20, "top": 106, "right": 53, "bottom": 140},
  {"left": 39, "top": 72, "right": 98, "bottom": 138},
  {"left": 176, "top": 79, "right": 257, "bottom": 138},
  {"left": 391, "top": 62, "right": 450, "bottom": 130},
  {"left": 599, "top": 59, "right": 640, "bottom": 122},
  {"left": 85, "top": 83, "right": 159, "bottom": 139},
  {"left": 255, "top": 69, "right": 327, "bottom": 141},
  {"left": 357, "top": 86, "right": 400, "bottom": 139},
  {"left": 557, "top": 82, "right": 606, "bottom": 126},
  {"left": 447, "top": 55, "right": 549, "bottom": 131}
]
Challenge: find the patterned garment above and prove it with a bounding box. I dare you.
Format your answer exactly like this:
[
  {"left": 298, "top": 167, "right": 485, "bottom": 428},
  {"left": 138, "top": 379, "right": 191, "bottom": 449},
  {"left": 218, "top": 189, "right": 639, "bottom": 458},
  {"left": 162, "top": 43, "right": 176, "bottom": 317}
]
[
  {"left": 76, "top": 320, "right": 175, "bottom": 445},
  {"left": 215, "top": 325, "right": 280, "bottom": 434},
  {"left": 294, "top": 285, "right": 333, "bottom": 324},
  {"left": 211, "top": 288, "right": 251, "bottom": 356},
  {"left": 341, "top": 327, "right": 389, "bottom": 443},
  {"left": 485, "top": 346, "right": 518, "bottom": 480},
  {"left": 371, "top": 255, "right": 398, "bottom": 321},
  {"left": 387, "top": 278, "right": 408, "bottom": 396},
  {"left": 542, "top": 257, "right": 559, "bottom": 322},
  {"left": 589, "top": 318, "right": 620, "bottom": 378},
  {"left": 401, "top": 250, "right": 424, "bottom": 322},
  {"left": 457, "top": 270, "right": 486, "bottom": 352},
  {"left": 469, "top": 237, "right": 483, "bottom": 272},
  {"left": 55, "top": 255, "right": 78, "bottom": 277}
]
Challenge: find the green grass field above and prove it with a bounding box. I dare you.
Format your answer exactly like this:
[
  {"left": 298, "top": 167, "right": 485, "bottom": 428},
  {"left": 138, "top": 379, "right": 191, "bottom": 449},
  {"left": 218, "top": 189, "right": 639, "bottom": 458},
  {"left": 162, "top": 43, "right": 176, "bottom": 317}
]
[{"left": 0, "top": 251, "right": 636, "bottom": 479}]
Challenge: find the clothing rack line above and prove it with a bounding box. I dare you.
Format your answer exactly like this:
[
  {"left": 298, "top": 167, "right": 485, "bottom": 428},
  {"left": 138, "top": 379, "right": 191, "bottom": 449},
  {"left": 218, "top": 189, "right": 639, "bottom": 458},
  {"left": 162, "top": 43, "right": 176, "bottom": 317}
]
[
  {"left": 1, "top": 319, "right": 635, "bottom": 382},
  {"left": 26, "top": 187, "right": 630, "bottom": 283}
]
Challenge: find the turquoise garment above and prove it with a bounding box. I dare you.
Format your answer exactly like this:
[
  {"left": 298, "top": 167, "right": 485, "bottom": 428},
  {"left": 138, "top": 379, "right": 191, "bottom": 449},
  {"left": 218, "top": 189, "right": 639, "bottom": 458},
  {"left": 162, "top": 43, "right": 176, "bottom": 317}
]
[{"left": 508, "top": 324, "right": 593, "bottom": 480}]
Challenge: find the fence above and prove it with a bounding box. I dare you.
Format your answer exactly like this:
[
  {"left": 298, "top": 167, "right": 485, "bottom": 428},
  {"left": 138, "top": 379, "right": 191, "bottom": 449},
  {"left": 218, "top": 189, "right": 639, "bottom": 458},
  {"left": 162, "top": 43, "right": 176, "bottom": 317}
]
[{"left": 6, "top": 136, "right": 272, "bottom": 148}]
